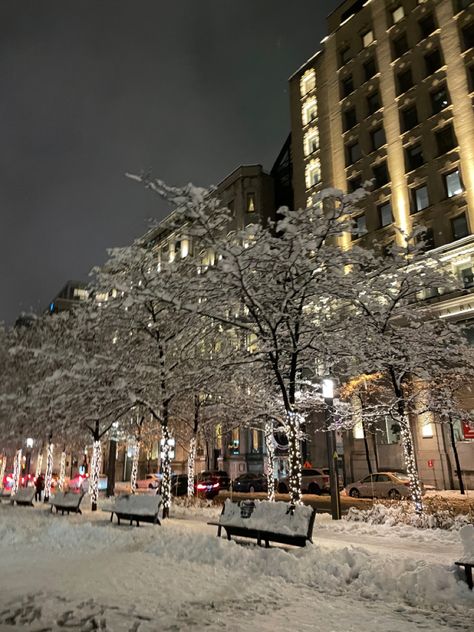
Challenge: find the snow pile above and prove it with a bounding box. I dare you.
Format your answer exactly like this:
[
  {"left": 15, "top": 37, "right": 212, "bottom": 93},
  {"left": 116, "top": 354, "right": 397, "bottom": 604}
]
[
  {"left": 171, "top": 496, "right": 222, "bottom": 521},
  {"left": 346, "top": 502, "right": 473, "bottom": 530},
  {"left": 460, "top": 524, "right": 474, "bottom": 562},
  {"left": 218, "top": 499, "right": 314, "bottom": 536}
]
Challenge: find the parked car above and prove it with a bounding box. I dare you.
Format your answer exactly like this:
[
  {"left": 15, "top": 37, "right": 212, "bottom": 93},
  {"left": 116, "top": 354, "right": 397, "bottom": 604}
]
[
  {"left": 136, "top": 474, "right": 160, "bottom": 490},
  {"left": 277, "top": 467, "right": 330, "bottom": 495},
  {"left": 199, "top": 470, "right": 230, "bottom": 490},
  {"left": 68, "top": 473, "right": 107, "bottom": 493},
  {"left": 232, "top": 472, "right": 267, "bottom": 493},
  {"left": 345, "top": 471, "right": 425, "bottom": 500},
  {"left": 195, "top": 473, "right": 220, "bottom": 499},
  {"left": 2, "top": 473, "right": 37, "bottom": 490}
]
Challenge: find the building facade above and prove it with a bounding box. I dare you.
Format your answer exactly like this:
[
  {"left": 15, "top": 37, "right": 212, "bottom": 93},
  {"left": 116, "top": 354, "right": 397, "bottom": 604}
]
[{"left": 289, "top": 0, "right": 474, "bottom": 488}]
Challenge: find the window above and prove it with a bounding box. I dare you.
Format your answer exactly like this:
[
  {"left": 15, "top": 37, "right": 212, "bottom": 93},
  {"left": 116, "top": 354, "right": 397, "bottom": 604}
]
[
  {"left": 371, "top": 126, "right": 386, "bottom": 150},
  {"left": 445, "top": 169, "right": 463, "bottom": 197},
  {"left": 460, "top": 266, "right": 474, "bottom": 288},
  {"left": 353, "top": 214, "right": 367, "bottom": 239},
  {"left": 393, "top": 33, "right": 409, "bottom": 58},
  {"left": 347, "top": 141, "right": 362, "bottom": 165},
  {"left": 405, "top": 144, "right": 424, "bottom": 170},
  {"left": 304, "top": 130, "right": 320, "bottom": 155},
  {"left": 362, "top": 30, "right": 374, "bottom": 48},
  {"left": 392, "top": 6, "right": 405, "bottom": 23},
  {"left": 246, "top": 193, "right": 256, "bottom": 212},
  {"left": 302, "top": 99, "right": 318, "bottom": 125},
  {"left": 452, "top": 213, "right": 469, "bottom": 240},
  {"left": 341, "top": 75, "right": 354, "bottom": 98},
  {"left": 373, "top": 162, "right": 389, "bottom": 187},
  {"left": 340, "top": 46, "right": 352, "bottom": 66},
  {"left": 430, "top": 85, "right": 450, "bottom": 114},
  {"left": 412, "top": 185, "right": 429, "bottom": 212},
  {"left": 343, "top": 107, "right": 357, "bottom": 131},
  {"left": 305, "top": 159, "right": 321, "bottom": 188},
  {"left": 436, "top": 124, "right": 457, "bottom": 155},
  {"left": 462, "top": 23, "right": 474, "bottom": 51},
  {"left": 378, "top": 201, "right": 393, "bottom": 227},
  {"left": 419, "top": 13, "right": 436, "bottom": 39},
  {"left": 363, "top": 57, "right": 377, "bottom": 81},
  {"left": 424, "top": 49, "right": 443, "bottom": 75},
  {"left": 300, "top": 70, "right": 316, "bottom": 96},
  {"left": 401, "top": 105, "right": 418, "bottom": 131},
  {"left": 367, "top": 91, "right": 381, "bottom": 114},
  {"left": 397, "top": 68, "right": 414, "bottom": 94},
  {"left": 348, "top": 174, "right": 362, "bottom": 192}
]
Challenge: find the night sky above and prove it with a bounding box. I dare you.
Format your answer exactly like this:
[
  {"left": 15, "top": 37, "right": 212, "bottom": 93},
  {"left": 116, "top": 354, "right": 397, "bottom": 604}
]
[{"left": 0, "top": 0, "right": 340, "bottom": 324}]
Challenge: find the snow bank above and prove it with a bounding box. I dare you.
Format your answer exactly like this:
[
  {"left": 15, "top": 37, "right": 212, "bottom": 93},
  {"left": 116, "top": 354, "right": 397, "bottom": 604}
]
[{"left": 218, "top": 499, "right": 313, "bottom": 536}]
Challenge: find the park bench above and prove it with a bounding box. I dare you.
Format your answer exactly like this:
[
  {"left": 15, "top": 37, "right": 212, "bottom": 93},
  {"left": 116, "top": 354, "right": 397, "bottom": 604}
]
[
  {"left": 208, "top": 499, "right": 316, "bottom": 548},
  {"left": 10, "top": 488, "right": 35, "bottom": 507},
  {"left": 103, "top": 494, "right": 162, "bottom": 526},
  {"left": 454, "top": 561, "right": 473, "bottom": 590},
  {"left": 49, "top": 491, "right": 85, "bottom": 515}
]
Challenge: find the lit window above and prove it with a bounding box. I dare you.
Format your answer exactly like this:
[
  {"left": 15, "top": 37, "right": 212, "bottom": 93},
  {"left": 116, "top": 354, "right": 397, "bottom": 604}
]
[
  {"left": 302, "top": 98, "right": 318, "bottom": 125},
  {"left": 421, "top": 423, "right": 434, "bottom": 438},
  {"left": 392, "top": 6, "right": 404, "bottom": 23},
  {"left": 445, "top": 169, "right": 463, "bottom": 197},
  {"left": 412, "top": 185, "right": 429, "bottom": 212},
  {"left": 353, "top": 422, "right": 364, "bottom": 439},
  {"left": 247, "top": 193, "right": 256, "bottom": 212},
  {"left": 305, "top": 159, "right": 321, "bottom": 189},
  {"left": 300, "top": 69, "right": 316, "bottom": 96},
  {"left": 431, "top": 85, "right": 450, "bottom": 114},
  {"left": 304, "top": 129, "right": 320, "bottom": 155},
  {"left": 362, "top": 30, "right": 374, "bottom": 48}
]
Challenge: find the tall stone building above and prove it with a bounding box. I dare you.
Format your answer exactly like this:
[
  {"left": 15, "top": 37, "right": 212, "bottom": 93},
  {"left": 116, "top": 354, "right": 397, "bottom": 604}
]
[{"left": 289, "top": 0, "right": 474, "bottom": 488}]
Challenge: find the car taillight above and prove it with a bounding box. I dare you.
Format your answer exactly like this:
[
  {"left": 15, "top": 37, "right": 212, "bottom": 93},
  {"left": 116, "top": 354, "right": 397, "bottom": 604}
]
[
  {"left": 212, "top": 483, "right": 219, "bottom": 488},
  {"left": 197, "top": 483, "right": 206, "bottom": 490}
]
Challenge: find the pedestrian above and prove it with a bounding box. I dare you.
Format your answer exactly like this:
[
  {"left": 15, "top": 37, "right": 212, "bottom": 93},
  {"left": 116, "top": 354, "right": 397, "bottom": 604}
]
[{"left": 35, "top": 474, "right": 44, "bottom": 502}]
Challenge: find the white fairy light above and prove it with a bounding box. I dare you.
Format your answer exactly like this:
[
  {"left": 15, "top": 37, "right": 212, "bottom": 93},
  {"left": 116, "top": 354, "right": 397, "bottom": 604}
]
[
  {"left": 89, "top": 440, "right": 102, "bottom": 511},
  {"left": 160, "top": 428, "right": 173, "bottom": 518},
  {"left": 12, "top": 449, "right": 22, "bottom": 495},
  {"left": 44, "top": 443, "right": 54, "bottom": 501},
  {"left": 130, "top": 440, "right": 139, "bottom": 494},
  {"left": 400, "top": 417, "right": 423, "bottom": 514},
  {"left": 187, "top": 436, "right": 196, "bottom": 497},
  {"left": 286, "top": 411, "right": 303, "bottom": 505},
  {"left": 58, "top": 451, "right": 67, "bottom": 491},
  {"left": 264, "top": 421, "right": 275, "bottom": 502},
  {"left": 0, "top": 455, "right": 6, "bottom": 490}
]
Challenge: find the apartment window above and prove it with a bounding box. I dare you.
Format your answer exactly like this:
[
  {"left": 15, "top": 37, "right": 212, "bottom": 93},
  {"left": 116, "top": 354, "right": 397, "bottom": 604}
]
[
  {"left": 300, "top": 70, "right": 316, "bottom": 96},
  {"left": 452, "top": 213, "right": 469, "bottom": 240},
  {"left": 362, "top": 30, "right": 374, "bottom": 48},
  {"left": 445, "top": 169, "right": 463, "bottom": 197},
  {"left": 246, "top": 193, "right": 256, "bottom": 212},
  {"left": 460, "top": 266, "right": 474, "bottom": 288},
  {"left": 373, "top": 162, "right": 389, "bottom": 187},
  {"left": 436, "top": 124, "right": 457, "bottom": 155},
  {"left": 419, "top": 13, "right": 436, "bottom": 39},
  {"left": 343, "top": 107, "right": 357, "bottom": 131},
  {"left": 304, "top": 129, "right": 320, "bottom": 156},
  {"left": 371, "top": 126, "right": 386, "bottom": 150},
  {"left": 378, "top": 201, "right": 393, "bottom": 227},
  {"left": 367, "top": 91, "right": 381, "bottom": 114},
  {"left": 401, "top": 105, "right": 418, "bottom": 131},
  {"left": 397, "top": 68, "right": 414, "bottom": 94},
  {"left": 462, "top": 22, "right": 474, "bottom": 51},
  {"left": 393, "top": 33, "right": 409, "bottom": 59},
  {"left": 412, "top": 185, "right": 429, "bottom": 212},
  {"left": 305, "top": 159, "right": 321, "bottom": 189},
  {"left": 348, "top": 174, "right": 362, "bottom": 192},
  {"left": 430, "top": 84, "right": 450, "bottom": 114},
  {"left": 341, "top": 75, "right": 354, "bottom": 98},
  {"left": 406, "top": 144, "right": 424, "bottom": 170},
  {"left": 340, "top": 46, "right": 352, "bottom": 66},
  {"left": 303, "top": 99, "right": 318, "bottom": 125},
  {"left": 424, "top": 49, "right": 443, "bottom": 76},
  {"left": 353, "top": 214, "right": 367, "bottom": 240},
  {"left": 392, "top": 5, "right": 405, "bottom": 23},
  {"left": 364, "top": 58, "right": 377, "bottom": 81},
  {"left": 347, "top": 141, "right": 362, "bottom": 165}
]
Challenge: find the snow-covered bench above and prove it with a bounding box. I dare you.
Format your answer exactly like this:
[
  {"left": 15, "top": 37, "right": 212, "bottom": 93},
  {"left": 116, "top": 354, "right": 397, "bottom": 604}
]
[
  {"left": 10, "top": 488, "right": 35, "bottom": 507},
  {"left": 49, "top": 491, "right": 84, "bottom": 515},
  {"left": 455, "top": 525, "right": 474, "bottom": 590},
  {"left": 103, "top": 494, "right": 162, "bottom": 526},
  {"left": 208, "top": 499, "right": 316, "bottom": 548}
]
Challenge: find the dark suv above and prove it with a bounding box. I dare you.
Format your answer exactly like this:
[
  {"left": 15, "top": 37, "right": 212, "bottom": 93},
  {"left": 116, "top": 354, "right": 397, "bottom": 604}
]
[{"left": 200, "top": 470, "right": 230, "bottom": 490}]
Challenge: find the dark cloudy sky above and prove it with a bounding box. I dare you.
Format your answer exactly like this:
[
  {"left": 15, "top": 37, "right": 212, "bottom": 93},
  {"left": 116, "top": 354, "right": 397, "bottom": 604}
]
[{"left": 0, "top": 0, "right": 340, "bottom": 324}]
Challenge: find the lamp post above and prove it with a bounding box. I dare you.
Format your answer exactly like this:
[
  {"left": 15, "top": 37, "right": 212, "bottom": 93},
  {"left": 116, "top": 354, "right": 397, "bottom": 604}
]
[
  {"left": 323, "top": 378, "right": 341, "bottom": 520},
  {"left": 25, "top": 437, "right": 34, "bottom": 482}
]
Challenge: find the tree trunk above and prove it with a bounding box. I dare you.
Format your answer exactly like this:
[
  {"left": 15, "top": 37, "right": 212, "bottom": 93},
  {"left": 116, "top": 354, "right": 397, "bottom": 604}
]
[
  {"left": 58, "top": 450, "right": 67, "bottom": 491},
  {"left": 362, "top": 423, "right": 373, "bottom": 475},
  {"left": 161, "top": 423, "right": 172, "bottom": 519},
  {"left": 106, "top": 439, "right": 117, "bottom": 497},
  {"left": 12, "top": 448, "right": 22, "bottom": 494},
  {"left": 90, "top": 438, "right": 102, "bottom": 511},
  {"left": 130, "top": 439, "right": 140, "bottom": 494},
  {"left": 264, "top": 421, "right": 275, "bottom": 501},
  {"left": 286, "top": 411, "right": 302, "bottom": 505},
  {"left": 187, "top": 435, "right": 197, "bottom": 497},
  {"left": 449, "top": 418, "right": 465, "bottom": 495},
  {"left": 0, "top": 454, "right": 6, "bottom": 491},
  {"left": 44, "top": 440, "right": 54, "bottom": 502}
]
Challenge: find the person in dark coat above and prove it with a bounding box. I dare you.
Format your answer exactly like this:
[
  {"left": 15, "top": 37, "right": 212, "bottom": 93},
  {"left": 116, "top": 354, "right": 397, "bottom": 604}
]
[{"left": 35, "top": 474, "right": 44, "bottom": 502}]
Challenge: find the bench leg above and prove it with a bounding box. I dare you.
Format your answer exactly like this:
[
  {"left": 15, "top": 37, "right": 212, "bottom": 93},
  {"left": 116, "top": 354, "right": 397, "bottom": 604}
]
[
  {"left": 78, "top": 509, "right": 82, "bottom": 515},
  {"left": 466, "top": 566, "right": 473, "bottom": 590},
  {"left": 117, "top": 516, "right": 121, "bottom": 526},
  {"left": 110, "top": 512, "right": 113, "bottom": 522},
  {"left": 265, "top": 540, "right": 269, "bottom": 548},
  {"left": 217, "top": 525, "right": 222, "bottom": 537}
]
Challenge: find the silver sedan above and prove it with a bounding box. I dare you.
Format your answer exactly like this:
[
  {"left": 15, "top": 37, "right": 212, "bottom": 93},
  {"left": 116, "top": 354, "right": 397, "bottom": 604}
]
[{"left": 345, "top": 471, "right": 424, "bottom": 500}]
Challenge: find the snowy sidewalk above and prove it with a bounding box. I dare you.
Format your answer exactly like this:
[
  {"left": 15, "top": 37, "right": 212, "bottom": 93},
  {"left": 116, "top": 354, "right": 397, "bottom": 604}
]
[{"left": 0, "top": 502, "right": 473, "bottom": 631}]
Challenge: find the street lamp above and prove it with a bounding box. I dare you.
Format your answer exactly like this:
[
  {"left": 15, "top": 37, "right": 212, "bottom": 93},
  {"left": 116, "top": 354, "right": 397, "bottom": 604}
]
[
  {"left": 25, "top": 437, "right": 34, "bottom": 480},
  {"left": 323, "top": 378, "right": 341, "bottom": 520}
]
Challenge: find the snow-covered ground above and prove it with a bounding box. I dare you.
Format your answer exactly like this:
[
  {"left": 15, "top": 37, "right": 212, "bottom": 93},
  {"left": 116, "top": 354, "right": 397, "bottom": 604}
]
[{"left": 0, "top": 500, "right": 473, "bottom": 631}]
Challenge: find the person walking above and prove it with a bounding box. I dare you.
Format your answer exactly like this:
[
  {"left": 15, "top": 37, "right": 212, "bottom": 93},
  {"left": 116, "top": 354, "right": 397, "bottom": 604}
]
[{"left": 34, "top": 474, "right": 44, "bottom": 502}]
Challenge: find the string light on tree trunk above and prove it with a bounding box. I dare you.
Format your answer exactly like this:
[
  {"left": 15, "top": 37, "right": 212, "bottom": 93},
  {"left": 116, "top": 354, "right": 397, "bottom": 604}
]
[
  {"left": 286, "top": 412, "right": 303, "bottom": 505},
  {"left": 90, "top": 440, "right": 102, "bottom": 511},
  {"left": 44, "top": 442, "right": 54, "bottom": 501},
  {"left": 400, "top": 416, "right": 423, "bottom": 514},
  {"left": 264, "top": 421, "right": 275, "bottom": 502},
  {"left": 12, "top": 449, "right": 22, "bottom": 495},
  {"left": 58, "top": 451, "right": 67, "bottom": 491},
  {"left": 187, "top": 436, "right": 197, "bottom": 497},
  {"left": 130, "top": 440, "right": 140, "bottom": 494},
  {"left": 160, "top": 428, "right": 174, "bottom": 518},
  {"left": 0, "top": 455, "right": 6, "bottom": 490}
]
